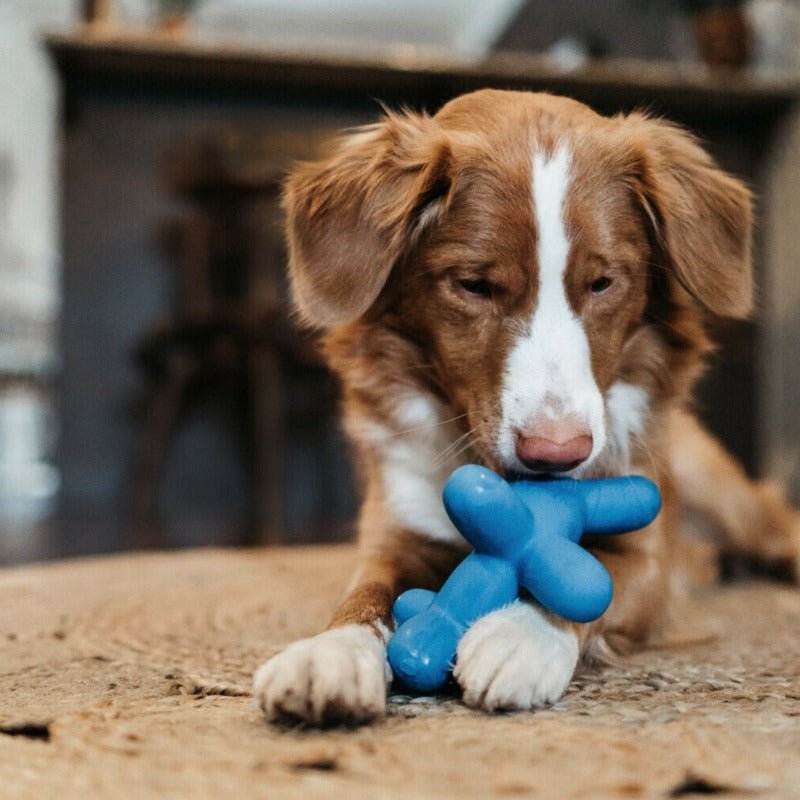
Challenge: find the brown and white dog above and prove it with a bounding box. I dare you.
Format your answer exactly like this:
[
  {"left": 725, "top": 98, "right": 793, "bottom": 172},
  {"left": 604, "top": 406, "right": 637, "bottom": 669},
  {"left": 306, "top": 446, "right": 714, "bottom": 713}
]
[{"left": 253, "top": 89, "right": 800, "bottom": 724}]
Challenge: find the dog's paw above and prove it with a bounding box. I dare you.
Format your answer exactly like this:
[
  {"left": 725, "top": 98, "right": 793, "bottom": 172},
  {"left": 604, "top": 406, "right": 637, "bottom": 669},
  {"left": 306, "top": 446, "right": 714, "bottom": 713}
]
[
  {"left": 253, "top": 624, "right": 391, "bottom": 725},
  {"left": 453, "top": 601, "right": 579, "bottom": 712}
]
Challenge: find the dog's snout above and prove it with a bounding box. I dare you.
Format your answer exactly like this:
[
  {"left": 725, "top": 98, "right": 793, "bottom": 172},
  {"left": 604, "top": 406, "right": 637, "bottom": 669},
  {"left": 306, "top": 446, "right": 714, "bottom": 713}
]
[{"left": 515, "top": 419, "right": 593, "bottom": 473}]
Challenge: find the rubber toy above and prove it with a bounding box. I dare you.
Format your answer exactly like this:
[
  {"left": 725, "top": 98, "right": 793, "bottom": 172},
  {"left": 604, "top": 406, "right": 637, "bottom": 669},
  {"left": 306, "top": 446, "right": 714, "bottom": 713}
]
[{"left": 387, "top": 464, "right": 661, "bottom": 692}]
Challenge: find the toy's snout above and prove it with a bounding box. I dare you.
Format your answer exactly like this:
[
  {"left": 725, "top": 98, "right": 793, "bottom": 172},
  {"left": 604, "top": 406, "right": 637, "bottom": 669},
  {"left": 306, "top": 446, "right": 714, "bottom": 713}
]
[{"left": 388, "top": 608, "right": 454, "bottom": 692}]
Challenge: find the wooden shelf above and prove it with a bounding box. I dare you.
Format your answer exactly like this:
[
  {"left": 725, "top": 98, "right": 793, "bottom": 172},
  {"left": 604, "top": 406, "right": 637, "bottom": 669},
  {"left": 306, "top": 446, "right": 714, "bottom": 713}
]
[
  {"left": 46, "top": 25, "right": 800, "bottom": 530},
  {"left": 46, "top": 28, "right": 800, "bottom": 116}
]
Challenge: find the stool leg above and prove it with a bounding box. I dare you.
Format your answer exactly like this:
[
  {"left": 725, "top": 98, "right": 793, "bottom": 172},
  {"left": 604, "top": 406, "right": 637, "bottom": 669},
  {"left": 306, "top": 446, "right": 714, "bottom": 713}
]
[
  {"left": 242, "top": 197, "right": 287, "bottom": 545},
  {"left": 129, "top": 356, "right": 196, "bottom": 548},
  {"left": 249, "top": 343, "right": 285, "bottom": 545}
]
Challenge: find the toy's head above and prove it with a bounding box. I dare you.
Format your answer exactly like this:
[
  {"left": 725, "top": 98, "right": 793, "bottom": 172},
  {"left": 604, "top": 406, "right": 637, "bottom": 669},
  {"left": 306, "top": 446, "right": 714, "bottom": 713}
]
[
  {"left": 442, "top": 466, "right": 662, "bottom": 621},
  {"left": 388, "top": 467, "right": 662, "bottom": 691}
]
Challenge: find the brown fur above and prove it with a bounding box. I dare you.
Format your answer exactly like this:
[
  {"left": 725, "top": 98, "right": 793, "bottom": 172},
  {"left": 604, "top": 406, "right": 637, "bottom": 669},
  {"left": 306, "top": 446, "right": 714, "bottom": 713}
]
[{"left": 281, "top": 89, "right": 798, "bottom": 714}]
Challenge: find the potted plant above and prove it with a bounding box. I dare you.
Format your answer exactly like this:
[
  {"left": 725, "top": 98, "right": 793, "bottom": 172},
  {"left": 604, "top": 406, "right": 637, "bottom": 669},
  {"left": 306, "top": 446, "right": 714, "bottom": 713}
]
[
  {"left": 682, "top": 0, "right": 752, "bottom": 68},
  {"left": 150, "top": 0, "right": 203, "bottom": 37},
  {"left": 637, "top": 0, "right": 752, "bottom": 68}
]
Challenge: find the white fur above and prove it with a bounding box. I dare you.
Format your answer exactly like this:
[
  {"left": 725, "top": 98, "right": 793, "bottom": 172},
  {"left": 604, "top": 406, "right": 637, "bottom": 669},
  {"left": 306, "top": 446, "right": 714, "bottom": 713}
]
[
  {"left": 602, "top": 380, "right": 649, "bottom": 472},
  {"left": 497, "top": 144, "right": 606, "bottom": 473},
  {"left": 253, "top": 624, "right": 391, "bottom": 724},
  {"left": 454, "top": 600, "right": 579, "bottom": 711},
  {"left": 356, "top": 391, "right": 469, "bottom": 544}
]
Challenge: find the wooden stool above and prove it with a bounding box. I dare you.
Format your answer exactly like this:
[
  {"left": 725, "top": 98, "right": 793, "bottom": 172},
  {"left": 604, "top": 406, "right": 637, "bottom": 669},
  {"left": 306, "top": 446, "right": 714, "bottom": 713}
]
[{"left": 130, "top": 131, "right": 325, "bottom": 548}]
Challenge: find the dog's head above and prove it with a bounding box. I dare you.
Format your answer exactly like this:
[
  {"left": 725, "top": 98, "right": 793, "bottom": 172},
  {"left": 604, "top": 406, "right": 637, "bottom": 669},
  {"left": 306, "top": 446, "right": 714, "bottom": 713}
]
[{"left": 284, "top": 90, "right": 752, "bottom": 477}]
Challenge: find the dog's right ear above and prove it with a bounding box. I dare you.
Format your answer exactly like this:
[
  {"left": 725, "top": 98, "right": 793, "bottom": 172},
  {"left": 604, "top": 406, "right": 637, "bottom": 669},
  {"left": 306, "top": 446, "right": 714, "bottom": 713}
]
[
  {"left": 620, "top": 113, "right": 753, "bottom": 319},
  {"left": 283, "top": 110, "right": 454, "bottom": 328}
]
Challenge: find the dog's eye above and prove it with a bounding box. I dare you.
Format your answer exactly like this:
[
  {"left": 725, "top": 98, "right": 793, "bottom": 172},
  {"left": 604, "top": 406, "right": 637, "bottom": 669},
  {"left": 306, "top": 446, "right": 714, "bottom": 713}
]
[
  {"left": 590, "top": 276, "right": 614, "bottom": 294},
  {"left": 458, "top": 278, "right": 493, "bottom": 298}
]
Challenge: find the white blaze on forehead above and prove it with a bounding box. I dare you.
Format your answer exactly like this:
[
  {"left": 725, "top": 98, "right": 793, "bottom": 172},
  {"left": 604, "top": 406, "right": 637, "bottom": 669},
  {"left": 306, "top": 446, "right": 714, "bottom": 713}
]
[
  {"left": 497, "top": 143, "right": 606, "bottom": 472},
  {"left": 533, "top": 145, "right": 572, "bottom": 304}
]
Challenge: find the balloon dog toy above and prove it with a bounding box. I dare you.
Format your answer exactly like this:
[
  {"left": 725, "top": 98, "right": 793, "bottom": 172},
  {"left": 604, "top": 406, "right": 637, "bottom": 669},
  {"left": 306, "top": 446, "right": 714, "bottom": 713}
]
[{"left": 387, "top": 464, "right": 661, "bottom": 692}]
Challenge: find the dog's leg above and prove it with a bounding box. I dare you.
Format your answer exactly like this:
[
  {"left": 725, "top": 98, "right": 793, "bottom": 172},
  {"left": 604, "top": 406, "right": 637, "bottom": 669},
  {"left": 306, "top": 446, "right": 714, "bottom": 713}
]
[
  {"left": 253, "top": 558, "right": 395, "bottom": 725},
  {"left": 450, "top": 412, "right": 674, "bottom": 712},
  {"left": 454, "top": 599, "right": 580, "bottom": 711},
  {"left": 253, "top": 532, "right": 464, "bottom": 724},
  {"left": 668, "top": 408, "right": 800, "bottom": 578},
  {"left": 454, "top": 541, "right": 668, "bottom": 711}
]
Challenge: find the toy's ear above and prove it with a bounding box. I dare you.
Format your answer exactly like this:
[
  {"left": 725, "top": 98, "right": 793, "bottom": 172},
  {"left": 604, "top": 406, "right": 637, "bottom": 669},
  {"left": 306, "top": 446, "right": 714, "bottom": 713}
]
[
  {"left": 574, "top": 476, "right": 662, "bottom": 534},
  {"left": 621, "top": 113, "right": 753, "bottom": 318},
  {"left": 283, "top": 109, "right": 455, "bottom": 328}
]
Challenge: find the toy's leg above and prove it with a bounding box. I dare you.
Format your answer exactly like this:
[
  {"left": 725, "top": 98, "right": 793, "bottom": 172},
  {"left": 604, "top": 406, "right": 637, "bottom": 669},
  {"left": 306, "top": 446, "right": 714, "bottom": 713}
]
[
  {"left": 253, "top": 531, "right": 465, "bottom": 724},
  {"left": 668, "top": 408, "right": 800, "bottom": 580}
]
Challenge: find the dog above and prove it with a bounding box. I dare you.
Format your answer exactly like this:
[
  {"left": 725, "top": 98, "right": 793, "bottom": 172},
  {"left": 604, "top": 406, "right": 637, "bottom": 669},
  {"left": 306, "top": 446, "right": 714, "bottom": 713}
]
[{"left": 253, "top": 89, "right": 800, "bottom": 724}]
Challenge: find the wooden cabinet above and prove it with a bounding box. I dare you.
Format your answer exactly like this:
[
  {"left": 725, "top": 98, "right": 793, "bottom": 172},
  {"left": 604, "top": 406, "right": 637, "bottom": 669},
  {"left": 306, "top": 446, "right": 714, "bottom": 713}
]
[{"left": 47, "top": 33, "right": 800, "bottom": 553}]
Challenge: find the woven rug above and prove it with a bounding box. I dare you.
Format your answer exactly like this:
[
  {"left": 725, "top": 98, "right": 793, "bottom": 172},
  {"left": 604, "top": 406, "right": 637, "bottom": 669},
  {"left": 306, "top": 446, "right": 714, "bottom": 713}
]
[{"left": 0, "top": 545, "right": 798, "bottom": 798}]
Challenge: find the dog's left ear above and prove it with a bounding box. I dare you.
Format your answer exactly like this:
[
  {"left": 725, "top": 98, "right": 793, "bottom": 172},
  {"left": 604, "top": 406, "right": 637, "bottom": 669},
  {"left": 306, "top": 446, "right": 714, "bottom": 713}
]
[{"left": 622, "top": 113, "right": 753, "bottom": 318}]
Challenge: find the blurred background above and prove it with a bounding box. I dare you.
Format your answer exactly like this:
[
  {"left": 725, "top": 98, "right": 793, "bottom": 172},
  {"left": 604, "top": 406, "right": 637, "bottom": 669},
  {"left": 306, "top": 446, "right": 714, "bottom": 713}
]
[{"left": 0, "top": 0, "right": 799, "bottom": 564}]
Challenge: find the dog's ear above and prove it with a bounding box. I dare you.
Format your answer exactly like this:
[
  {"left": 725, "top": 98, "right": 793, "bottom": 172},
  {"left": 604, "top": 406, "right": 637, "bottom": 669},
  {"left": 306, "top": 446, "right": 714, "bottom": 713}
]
[
  {"left": 283, "top": 110, "right": 454, "bottom": 328},
  {"left": 622, "top": 113, "right": 753, "bottom": 318}
]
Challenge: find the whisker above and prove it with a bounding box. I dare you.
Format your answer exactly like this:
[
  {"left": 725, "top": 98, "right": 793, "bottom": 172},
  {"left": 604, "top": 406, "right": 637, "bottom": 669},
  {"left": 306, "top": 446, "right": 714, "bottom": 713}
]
[
  {"left": 388, "top": 412, "right": 469, "bottom": 439},
  {"left": 431, "top": 420, "right": 491, "bottom": 468},
  {"left": 433, "top": 427, "right": 473, "bottom": 456},
  {"left": 433, "top": 433, "right": 482, "bottom": 468},
  {"left": 628, "top": 430, "right": 668, "bottom": 474},
  {"left": 433, "top": 428, "right": 479, "bottom": 466}
]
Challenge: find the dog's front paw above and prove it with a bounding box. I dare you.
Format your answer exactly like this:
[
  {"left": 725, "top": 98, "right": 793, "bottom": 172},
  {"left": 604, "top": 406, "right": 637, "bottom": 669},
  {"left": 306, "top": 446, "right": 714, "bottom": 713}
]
[
  {"left": 253, "top": 625, "right": 391, "bottom": 725},
  {"left": 453, "top": 601, "right": 579, "bottom": 712}
]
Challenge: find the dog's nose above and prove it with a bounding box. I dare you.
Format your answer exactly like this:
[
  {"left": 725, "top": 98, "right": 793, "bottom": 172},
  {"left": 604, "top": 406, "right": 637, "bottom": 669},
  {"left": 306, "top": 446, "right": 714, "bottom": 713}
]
[{"left": 515, "top": 419, "right": 593, "bottom": 473}]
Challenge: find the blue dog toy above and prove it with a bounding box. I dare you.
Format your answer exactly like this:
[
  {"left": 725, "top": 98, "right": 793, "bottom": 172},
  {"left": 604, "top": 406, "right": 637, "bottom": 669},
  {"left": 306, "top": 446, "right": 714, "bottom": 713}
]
[{"left": 387, "top": 465, "right": 661, "bottom": 692}]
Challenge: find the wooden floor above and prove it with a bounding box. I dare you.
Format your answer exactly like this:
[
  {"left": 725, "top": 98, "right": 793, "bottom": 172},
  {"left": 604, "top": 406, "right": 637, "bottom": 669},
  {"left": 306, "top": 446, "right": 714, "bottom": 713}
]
[{"left": 0, "top": 545, "right": 798, "bottom": 799}]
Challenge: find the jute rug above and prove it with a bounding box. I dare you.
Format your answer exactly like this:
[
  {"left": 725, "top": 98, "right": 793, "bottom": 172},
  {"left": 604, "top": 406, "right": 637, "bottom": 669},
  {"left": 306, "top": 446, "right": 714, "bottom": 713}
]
[{"left": 1, "top": 546, "right": 798, "bottom": 798}]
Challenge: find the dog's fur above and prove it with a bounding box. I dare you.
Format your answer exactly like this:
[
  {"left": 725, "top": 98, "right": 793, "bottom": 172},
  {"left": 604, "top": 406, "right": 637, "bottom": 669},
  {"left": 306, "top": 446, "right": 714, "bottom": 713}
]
[{"left": 253, "top": 90, "right": 800, "bottom": 724}]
